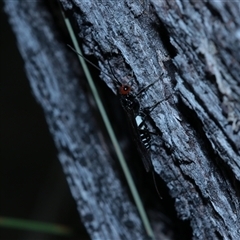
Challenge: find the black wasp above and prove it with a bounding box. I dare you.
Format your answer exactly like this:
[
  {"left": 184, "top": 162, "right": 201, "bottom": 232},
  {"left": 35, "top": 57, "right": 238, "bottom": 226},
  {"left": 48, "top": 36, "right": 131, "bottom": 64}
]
[
  {"left": 114, "top": 76, "right": 160, "bottom": 173},
  {"left": 68, "top": 45, "right": 165, "bottom": 197},
  {"left": 104, "top": 62, "right": 165, "bottom": 198}
]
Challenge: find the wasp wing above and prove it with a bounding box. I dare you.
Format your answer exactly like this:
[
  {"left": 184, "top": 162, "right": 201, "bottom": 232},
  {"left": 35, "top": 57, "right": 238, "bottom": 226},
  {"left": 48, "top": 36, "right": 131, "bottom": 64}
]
[{"left": 124, "top": 110, "right": 152, "bottom": 173}]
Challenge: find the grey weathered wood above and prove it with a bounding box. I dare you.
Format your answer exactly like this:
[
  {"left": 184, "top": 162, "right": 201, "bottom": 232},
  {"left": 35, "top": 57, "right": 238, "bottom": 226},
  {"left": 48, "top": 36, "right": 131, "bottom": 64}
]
[
  {"left": 4, "top": 0, "right": 240, "bottom": 239},
  {"left": 3, "top": 1, "right": 151, "bottom": 240},
  {"left": 59, "top": 0, "right": 240, "bottom": 240}
]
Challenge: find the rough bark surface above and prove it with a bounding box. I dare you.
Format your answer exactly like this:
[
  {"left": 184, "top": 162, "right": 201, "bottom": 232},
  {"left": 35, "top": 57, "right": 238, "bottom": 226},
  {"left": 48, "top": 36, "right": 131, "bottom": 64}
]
[
  {"left": 60, "top": 0, "right": 240, "bottom": 239},
  {"left": 3, "top": 1, "right": 149, "bottom": 240},
  {"left": 4, "top": 0, "right": 240, "bottom": 240}
]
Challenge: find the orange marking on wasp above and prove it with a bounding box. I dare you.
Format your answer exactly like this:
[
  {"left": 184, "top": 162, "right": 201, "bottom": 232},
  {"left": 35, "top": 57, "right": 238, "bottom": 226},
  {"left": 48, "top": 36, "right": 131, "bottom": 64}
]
[{"left": 119, "top": 85, "right": 131, "bottom": 95}]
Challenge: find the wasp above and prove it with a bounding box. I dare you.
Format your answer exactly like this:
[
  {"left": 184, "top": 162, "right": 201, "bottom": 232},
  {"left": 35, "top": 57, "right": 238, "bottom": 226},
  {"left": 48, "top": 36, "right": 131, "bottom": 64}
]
[
  {"left": 68, "top": 45, "right": 166, "bottom": 197},
  {"left": 107, "top": 61, "right": 166, "bottom": 199},
  {"left": 113, "top": 78, "right": 160, "bottom": 173}
]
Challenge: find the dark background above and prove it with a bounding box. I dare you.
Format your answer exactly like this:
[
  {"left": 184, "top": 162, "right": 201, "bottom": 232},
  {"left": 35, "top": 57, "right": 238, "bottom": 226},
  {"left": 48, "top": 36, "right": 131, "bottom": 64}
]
[{"left": 0, "top": 3, "right": 89, "bottom": 240}]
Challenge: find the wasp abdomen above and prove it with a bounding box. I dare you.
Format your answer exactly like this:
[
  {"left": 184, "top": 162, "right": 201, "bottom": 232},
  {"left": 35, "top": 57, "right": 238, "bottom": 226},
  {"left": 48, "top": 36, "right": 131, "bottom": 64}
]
[{"left": 135, "top": 115, "right": 151, "bottom": 151}]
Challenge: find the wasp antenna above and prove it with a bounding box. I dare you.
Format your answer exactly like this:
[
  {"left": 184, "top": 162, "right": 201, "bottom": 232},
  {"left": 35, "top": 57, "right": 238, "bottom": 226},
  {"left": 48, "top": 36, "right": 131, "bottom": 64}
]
[{"left": 67, "top": 44, "right": 114, "bottom": 80}]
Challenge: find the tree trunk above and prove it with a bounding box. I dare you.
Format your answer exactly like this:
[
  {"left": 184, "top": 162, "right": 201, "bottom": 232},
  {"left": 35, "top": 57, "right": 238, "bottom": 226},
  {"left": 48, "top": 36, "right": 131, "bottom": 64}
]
[{"left": 4, "top": 0, "right": 240, "bottom": 239}]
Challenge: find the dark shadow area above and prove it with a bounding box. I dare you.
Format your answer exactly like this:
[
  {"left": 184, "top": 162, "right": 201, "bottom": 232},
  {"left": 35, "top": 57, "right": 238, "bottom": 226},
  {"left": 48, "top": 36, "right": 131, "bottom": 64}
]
[{"left": 0, "top": 4, "right": 90, "bottom": 240}]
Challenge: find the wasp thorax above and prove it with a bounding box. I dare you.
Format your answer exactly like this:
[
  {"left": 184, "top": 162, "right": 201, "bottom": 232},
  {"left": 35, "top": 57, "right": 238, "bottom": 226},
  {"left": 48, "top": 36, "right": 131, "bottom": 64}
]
[{"left": 120, "top": 94, "right": 140, "bottom": 115}]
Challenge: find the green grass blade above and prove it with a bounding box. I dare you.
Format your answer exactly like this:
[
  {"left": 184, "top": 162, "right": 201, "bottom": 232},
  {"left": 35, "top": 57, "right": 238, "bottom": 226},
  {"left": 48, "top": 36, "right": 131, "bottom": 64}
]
[{"left": 0, "top": 216, "right": 73, "bottom": 236}]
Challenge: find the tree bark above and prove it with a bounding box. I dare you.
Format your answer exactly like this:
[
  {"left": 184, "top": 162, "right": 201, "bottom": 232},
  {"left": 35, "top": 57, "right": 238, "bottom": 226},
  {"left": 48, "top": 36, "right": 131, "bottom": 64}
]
[{"left": 4, "top": 0, "right": 240, "bottom": 239}]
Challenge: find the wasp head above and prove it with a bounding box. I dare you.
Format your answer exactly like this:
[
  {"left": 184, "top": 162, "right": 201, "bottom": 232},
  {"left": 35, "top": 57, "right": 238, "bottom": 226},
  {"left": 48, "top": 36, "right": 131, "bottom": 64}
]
[{"left": 118, "top": 84, "right": 131, "bottom": 95}]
